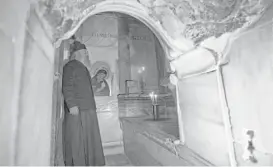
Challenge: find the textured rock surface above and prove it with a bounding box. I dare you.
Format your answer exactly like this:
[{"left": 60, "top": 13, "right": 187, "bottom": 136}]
[{"left": 33, "top": 0, "right": 272, "bottom": 46}]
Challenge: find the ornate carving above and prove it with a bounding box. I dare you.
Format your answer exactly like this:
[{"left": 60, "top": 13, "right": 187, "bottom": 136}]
[{"left": 34, "top": 0, "right": 272, "bottom": 45}]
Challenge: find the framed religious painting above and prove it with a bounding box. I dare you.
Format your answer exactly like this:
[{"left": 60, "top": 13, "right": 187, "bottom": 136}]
[{"left": 90, "top": 61, "right": 113, "bottom": 96}]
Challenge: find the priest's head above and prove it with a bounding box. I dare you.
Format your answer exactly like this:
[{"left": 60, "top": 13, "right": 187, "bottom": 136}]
[{"left": 70, "top": 41, "right": 91, "bottom": 69}]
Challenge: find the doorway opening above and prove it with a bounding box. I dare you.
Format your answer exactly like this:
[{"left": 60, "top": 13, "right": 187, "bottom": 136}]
[{"left": 52, "top": 12, "right": 180, "bottom": 166}]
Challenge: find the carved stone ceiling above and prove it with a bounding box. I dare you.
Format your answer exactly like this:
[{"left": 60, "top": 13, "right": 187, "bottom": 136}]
[{"left": 35, "top": 0, "right": 273, "bottom": 46}]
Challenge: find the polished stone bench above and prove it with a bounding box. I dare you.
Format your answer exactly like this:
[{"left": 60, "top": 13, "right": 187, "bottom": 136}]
[
  {"left": 117, "top": 94, "right": 212, "bottom": 166},
  {"left": 120, "top": 116, "right": 213, "bottom": 166}
]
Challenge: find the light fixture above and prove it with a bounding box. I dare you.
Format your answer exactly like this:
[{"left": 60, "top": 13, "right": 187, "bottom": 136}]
[
  {"left": 138, "top": 66, "right": 145, "bottom": 73},
  {"left": 142, "top": 66, "right": 145, "bottom": 71}
]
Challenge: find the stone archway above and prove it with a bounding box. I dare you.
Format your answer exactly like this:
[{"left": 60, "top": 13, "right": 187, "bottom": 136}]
[
  {"left": 51, "top": 5, "right": 185, "bottom": 165},
  {"left": 1, "top": 0, "right": 273, "bottom": 166},
  {"left": 54, "top": 0, "right": 183, "bottom": 59},
  {"left": 48, "top": 2, "right": 269, "bottom": 165}
]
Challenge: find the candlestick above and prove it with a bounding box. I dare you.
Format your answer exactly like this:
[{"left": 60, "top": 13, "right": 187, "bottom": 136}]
[
  {"left": 152, "top": 105, "right": 159, "bottom": 120},
  {"left": 149, "top": 92, "right": 154, "bottom": 104}
]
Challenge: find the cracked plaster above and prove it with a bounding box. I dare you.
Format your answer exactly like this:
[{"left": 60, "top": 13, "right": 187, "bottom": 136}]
[
  {"left": 34, "top": 0, "right": 272, "bottom": 45},
  {"left": 31, "top": 0, "right": 273, "bottom": 78}
]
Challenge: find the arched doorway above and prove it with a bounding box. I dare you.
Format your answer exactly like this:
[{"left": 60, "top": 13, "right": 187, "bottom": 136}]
[
  {"left": 52, "top": 10, "right": 183, "bottom": 166},
  {"left": 54, "top": 0, "right": 182, "bottom": 55}
]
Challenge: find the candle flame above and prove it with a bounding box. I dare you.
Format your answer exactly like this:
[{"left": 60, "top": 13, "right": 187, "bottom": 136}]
[{"left": 149, "top": 92, "right": 158, "bottom": 105}]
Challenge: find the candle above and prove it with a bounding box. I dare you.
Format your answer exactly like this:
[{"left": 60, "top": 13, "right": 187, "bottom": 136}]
[{"left": 149, "top": 92, "right": 156, "bottom": 104}]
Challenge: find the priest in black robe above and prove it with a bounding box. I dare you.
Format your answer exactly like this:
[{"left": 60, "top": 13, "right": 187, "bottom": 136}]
[{"left": 62, "top": 41, "right": 105, "bottom": 166}]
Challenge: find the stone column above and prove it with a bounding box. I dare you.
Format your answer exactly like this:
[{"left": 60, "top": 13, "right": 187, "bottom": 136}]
[
  {"left": 117, "top": 16, "right": 131, "bottom": 94},
  {"left": 154, "top": 34, "right": 167, "bottom": 93},
  {"left": 0, "top": 0, "right": 31, "bottom": 165},
  {"left": 15, "top": 10, "right": 55, "bottom": 165}
]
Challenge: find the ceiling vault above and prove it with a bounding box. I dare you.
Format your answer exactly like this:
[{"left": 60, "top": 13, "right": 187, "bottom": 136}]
[{"left": 34, "top": 0, "right": 272, "bottom": 45}]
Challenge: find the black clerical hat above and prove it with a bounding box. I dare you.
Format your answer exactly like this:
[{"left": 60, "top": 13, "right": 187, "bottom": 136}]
[{"left": 71, "top": 41, "right": 86, "bottom": 54}]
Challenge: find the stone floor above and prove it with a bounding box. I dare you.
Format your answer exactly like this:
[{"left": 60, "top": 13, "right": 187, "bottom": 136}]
[
  {"left": 103, "top": 142, "right": 132, "bottom": 166},
  {"left": 105, "top": 153, "right": 132, "bottom": 166},
  {"left": 56, "top": 144, "right": 132, "bottom": 166}
]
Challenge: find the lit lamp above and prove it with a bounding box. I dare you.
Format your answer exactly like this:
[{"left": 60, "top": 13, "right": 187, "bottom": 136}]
[{"left": 149, "top": 92, "right": 159, "bottom": 120}]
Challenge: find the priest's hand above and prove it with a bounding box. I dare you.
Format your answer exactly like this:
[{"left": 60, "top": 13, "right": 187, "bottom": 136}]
[{"left": 69, "top": 106, "right": 79, "bottom": 115}]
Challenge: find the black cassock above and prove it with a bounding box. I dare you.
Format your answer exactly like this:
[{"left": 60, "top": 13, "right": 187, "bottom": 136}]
[{"left": 62, "top": 60, "right": 105, "bottom": 166}]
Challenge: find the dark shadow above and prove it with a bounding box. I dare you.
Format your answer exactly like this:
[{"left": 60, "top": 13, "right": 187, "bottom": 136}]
[{"left": 144, "top": 118, "right": 171, "bottom": 122}]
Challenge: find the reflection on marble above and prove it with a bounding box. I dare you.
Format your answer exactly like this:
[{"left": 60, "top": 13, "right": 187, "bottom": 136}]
[
  {"left": 96, "top": 98, "right": 118, "bottom": 112},
  {"left": 121, "top": 115, "right": 213, "bottom": 166},
  {"left": 121, "top": 116, "right": 179, "bottom": 157},
  {"left": 118, "top": 93, "right": 179, "bottom": 138}
]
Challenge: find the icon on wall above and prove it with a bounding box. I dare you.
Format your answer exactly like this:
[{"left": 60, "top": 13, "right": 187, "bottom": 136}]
[{"left": 91, "top": 61, "right": 112, "bottom": 96}]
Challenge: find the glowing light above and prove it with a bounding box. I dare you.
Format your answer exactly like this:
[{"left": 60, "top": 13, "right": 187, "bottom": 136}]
[
  {"left": 142, "top": 66, "right": 145, "bottom": 71},
  {"left": 149, "top": 92, "right": 154, "bottom": 99},
  {"left": 138, "top": 66, "right": 146, "bottom": 74},
  {"left": 149, "top": 92, "right": 158, "bottom": 105}
]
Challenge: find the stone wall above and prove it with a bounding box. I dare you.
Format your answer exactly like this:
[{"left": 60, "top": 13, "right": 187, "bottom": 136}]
[
  {"left": 129, "top": 22, "right": 159, "bottom": 91},
  {"left": 15, "top": 9, "right": 55, "bottom": 166},
  {"left": 0, "top": 0, "right": 30, "bottom": 165},
  {"left": 222, "top": 19, "right": 273, "bottom": 166},
  {"left": 0, "top": 1, "right": 55, "bottom": 165},
  {"left": 178, "top": 72, "right": 229, "bottom": 165},
  {"left": 118, "top": 16, "right": 131, "bottom": 94},
  {"left": 176, "top": 5, "right": 273, "bottom": 166},
  {"left": 80, "top": 15, "right": 123, "bottom": 145}
]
